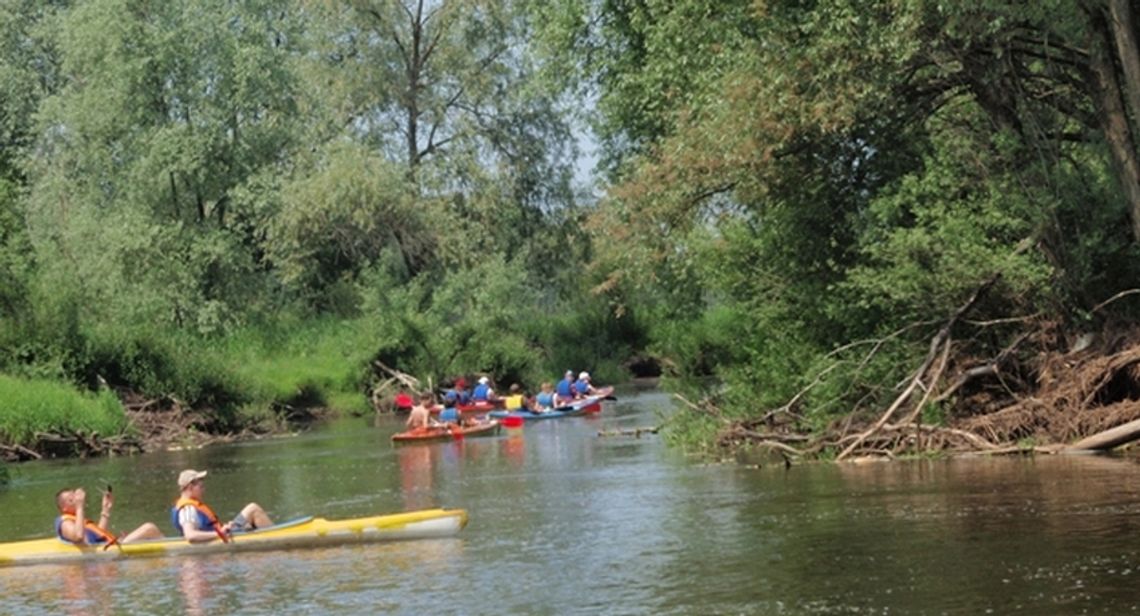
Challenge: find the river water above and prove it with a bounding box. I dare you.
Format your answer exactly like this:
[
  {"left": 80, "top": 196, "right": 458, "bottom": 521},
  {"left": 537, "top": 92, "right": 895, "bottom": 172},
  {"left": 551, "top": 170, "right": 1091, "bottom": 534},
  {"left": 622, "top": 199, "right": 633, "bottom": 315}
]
[{"left": 3, "top": 388, "right": 1140, "bottom": 614}]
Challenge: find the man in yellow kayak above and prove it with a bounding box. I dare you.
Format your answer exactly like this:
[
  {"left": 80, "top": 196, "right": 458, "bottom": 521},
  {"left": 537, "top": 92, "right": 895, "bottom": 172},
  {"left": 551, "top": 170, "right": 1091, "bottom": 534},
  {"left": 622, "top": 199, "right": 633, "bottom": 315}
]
[
  {"left": 172, "top": 469, "right": 273, "bottom": 543},
  {"left": 55, "top": 486, "right": 163, "bottom": 545}
]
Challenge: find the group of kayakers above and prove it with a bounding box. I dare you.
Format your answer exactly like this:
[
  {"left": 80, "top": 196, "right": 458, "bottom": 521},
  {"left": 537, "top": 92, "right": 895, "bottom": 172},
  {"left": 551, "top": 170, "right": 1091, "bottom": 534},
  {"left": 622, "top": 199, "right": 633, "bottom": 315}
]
[
  {"left": 401, "top": 370, "right": 602, "bottom": 431},
  {"left": 54, "top": 469, "right": 270, "bottom": 547}
]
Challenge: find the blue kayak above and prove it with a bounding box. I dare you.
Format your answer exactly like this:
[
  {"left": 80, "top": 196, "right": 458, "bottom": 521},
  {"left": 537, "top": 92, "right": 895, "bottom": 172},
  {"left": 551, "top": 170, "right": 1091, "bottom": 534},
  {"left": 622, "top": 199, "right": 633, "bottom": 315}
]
[{"left": 488, "top": 406, "right": 586, "bottom": 421}]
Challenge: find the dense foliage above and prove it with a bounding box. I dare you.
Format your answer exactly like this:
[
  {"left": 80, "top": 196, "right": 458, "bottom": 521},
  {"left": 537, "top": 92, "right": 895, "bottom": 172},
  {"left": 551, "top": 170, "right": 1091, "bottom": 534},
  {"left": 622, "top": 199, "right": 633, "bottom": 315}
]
[
  {"left": 531, "top": 0, "right": 1140, "bottom": 451},
  {"left": 2, "top": 0, "right": 1139, "bottom": 454},
  {"left": 0, "top": 0, "right": 638, "bottom": 447}
]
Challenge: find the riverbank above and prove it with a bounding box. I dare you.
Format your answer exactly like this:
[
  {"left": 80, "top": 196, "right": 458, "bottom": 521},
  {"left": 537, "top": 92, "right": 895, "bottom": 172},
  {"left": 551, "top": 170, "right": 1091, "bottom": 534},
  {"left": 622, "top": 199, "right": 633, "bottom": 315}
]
[
  {"left": 0, "top": 368, "right": 357, "bottom": 463},
  {"left": 674, "top": 324, "right": 1140, "bottom": 462}
]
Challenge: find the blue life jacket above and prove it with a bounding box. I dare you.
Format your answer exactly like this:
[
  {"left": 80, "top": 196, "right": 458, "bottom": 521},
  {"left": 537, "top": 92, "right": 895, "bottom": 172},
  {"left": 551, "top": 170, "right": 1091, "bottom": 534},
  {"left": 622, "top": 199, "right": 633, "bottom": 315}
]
[
  {"left": 536, "top": 392, "right": 556, "bottom": 408},
  {"left": 472, "top": 383, "right": 491, "bottom": 401},
  {"left": 439, "top": 407, "right": 460, "bottom": 423},
  {"left": 574, "top": 379, "right": 591, "bottom": 396},
  {"left": 445, "top": 389, "right": 471, "bottom": 404},
  {"left": 556, "top": 378, "right": 574, "bottom": 397}
]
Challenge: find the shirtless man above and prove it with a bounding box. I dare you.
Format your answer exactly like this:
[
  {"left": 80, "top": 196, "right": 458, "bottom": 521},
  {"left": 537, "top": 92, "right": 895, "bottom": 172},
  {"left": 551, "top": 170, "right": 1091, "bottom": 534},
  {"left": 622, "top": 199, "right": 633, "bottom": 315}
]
[{"left": 406, "top": 392, "right": 438, "bottom": 429}]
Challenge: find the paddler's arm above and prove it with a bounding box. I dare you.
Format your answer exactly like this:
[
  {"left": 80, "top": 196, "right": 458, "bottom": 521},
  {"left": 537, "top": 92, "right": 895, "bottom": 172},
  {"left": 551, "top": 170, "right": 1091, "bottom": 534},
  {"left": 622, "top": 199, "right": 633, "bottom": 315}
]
[
  {"left": 60, "top": 488, "right": 87, "bottom": 544},
  {"left": 98, "top": 490, "right": 113, "bottom": 533}
]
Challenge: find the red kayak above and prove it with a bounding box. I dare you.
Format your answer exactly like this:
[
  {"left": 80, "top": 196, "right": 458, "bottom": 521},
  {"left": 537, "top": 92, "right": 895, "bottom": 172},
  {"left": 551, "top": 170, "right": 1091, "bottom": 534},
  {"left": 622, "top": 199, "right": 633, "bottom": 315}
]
[
  {"left": 391, "top": 420, "right": 501, "bottom": 443},
  {"left": 579, "top": 386, "right": 615, "bottom": 414}
]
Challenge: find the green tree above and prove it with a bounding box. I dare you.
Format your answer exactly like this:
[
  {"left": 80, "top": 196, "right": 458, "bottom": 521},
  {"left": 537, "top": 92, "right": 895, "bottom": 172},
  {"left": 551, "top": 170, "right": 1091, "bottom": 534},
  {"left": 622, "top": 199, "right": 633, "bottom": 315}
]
[
  {"left": 304, "top": 0, "right": 581, "bottom": 275},
  {"left": 538, "top": 0, "right": 1140, "bottom": 439},
  {"left": 22, "top": 0, "right": 307, "bottom": 332}
]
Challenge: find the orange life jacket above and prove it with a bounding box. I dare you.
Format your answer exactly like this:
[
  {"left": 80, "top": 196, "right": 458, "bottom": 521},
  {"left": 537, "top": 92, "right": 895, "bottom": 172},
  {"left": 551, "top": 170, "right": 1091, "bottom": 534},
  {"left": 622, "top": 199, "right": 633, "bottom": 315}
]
[
  {"left": 57, "top": 513, "right": 116, "bottom": 545},
  {"left": 173, "top": 496, "right": 225, "bottom": 536}
]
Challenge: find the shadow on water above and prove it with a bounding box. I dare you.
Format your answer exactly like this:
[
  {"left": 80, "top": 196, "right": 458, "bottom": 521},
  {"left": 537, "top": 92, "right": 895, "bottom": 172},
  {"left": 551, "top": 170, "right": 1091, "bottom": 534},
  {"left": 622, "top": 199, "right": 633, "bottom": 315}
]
[{"left": 5, "top": 389, "right": 1140, "bottom": 614}]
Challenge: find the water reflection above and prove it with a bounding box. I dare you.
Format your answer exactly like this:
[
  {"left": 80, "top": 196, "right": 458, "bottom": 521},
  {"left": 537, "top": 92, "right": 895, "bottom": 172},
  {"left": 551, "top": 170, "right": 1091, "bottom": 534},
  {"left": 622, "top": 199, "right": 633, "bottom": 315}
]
[
  {"left": 500, "top": 430, "right": 526, "bottom": 469},
  {"left": 10, "top": 392, "right": 1140, "bottom": 614},
  {"left": 177, "top": 558, "right": 213, "bottom": 616},
  {"left": 395, "top": 445, "right": 435, "bottom": 511}
]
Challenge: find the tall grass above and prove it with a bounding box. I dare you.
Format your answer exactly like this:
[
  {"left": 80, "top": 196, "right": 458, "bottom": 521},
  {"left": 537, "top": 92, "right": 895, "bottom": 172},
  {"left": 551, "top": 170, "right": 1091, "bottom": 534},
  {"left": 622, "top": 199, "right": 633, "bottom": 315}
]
[
  {"left": 80, "top": 317, "right": 377, "bottom": 422},
  {"left": 220, "top": 318, "right": 376, "bottom": 416},
  {"left": 0, "top": 374, "right": 128, "bottom": 444}
]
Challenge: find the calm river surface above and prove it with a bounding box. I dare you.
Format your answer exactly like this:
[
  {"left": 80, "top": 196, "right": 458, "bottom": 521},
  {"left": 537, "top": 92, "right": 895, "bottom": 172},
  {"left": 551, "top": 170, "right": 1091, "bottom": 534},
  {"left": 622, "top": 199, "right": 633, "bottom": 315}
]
[{"left": 4, "top": 388, "right": 1140, "bottom": 614}]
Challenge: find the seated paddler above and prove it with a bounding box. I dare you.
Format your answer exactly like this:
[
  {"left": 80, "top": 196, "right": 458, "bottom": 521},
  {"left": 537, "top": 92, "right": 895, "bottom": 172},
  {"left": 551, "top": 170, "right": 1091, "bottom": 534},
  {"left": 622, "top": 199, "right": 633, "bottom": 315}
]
[
  {"left": 407, "top": 391, "right": 440, "bottom": 430},
  {"left": 533, "top": 382, "right": 557, "bottom": 413},
  {"left": 172, "top": 469, "right": 273, "bottom": 543},
  {"left": 55, "top": 486, "right": 163, "bottom": 546},
  {"left": 471, "top": 376, "right": 496, "bottom": 402},
  {"left": 502, "top": 383, "right": 526, "bottom": 411}
]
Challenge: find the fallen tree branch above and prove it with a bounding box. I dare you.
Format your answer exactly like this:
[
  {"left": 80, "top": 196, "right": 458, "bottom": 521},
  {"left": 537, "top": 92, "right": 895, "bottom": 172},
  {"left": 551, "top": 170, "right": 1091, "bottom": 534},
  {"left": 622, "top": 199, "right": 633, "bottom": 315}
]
[
  {"left": 1066, "top": 416, "right": 1140, "bottom": 451},
  {"left": 1091, "top": 288, "right": 1140, "bottom": 314},
  {"left": 933, "top": 331, "right": 1032, "bottom": 404},
  {"left": 730, "top": 433, "right": 804, "bottom": 457},
  {"left": 836, "top": 272, "right": 1004, "bottom": 461},
  {"left": 675, "top": 393, "right": 730, "bottom": 424},
  {"left": 0, "top": 443, "right": 42, "bottom": 461},
  {"left": 372, "top": 360, "right": 421, "bottom": 390},
  {"left": 597, "top": 426, "right": 660, "bottom": 438}
]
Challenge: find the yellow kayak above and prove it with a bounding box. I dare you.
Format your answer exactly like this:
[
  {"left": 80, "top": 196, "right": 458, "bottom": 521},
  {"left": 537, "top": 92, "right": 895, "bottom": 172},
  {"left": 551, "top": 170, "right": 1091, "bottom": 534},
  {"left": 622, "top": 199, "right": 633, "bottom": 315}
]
[{"left": 0, "top": 508, "right": 467, "bottom": 567}]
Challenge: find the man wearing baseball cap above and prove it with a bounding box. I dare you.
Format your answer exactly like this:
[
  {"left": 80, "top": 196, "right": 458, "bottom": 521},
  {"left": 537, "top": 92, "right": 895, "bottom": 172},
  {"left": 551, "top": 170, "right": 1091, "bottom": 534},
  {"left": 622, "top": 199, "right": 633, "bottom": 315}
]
[
  {"left": 172, "top": 469, "right": 273, "bottom": 543},
  {"left": 471, "top": 376, "right": 496, "bottom": 402},
  {"left": 574, "top": 371, "right": 597, "bottom": 397}
]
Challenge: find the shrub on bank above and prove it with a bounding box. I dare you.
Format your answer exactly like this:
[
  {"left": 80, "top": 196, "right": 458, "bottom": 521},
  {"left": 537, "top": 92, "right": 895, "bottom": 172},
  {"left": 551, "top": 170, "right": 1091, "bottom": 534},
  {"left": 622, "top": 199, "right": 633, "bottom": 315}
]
[
  {"left": 0, "top": 374, "right": 128, "bottom": 445},
  {"left": 223, "top": 318, "right": 374, "bottom": 416},
  {"left": 82, "top": 318, "right": 372, "bottom": 423}
]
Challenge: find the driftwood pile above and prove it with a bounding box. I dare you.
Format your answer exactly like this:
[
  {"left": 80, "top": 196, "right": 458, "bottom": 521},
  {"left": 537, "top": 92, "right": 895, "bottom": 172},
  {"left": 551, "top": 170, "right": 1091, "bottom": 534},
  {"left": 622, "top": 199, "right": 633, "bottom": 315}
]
[
  {"left": 694, "top": 282, "right": 1140, "bottom": 462},
  {"left": 0, "top": 429, "right": 143, "bottom": 463},
  {"left": 123, "top": 393, "right": 281, "bottom": 452}
]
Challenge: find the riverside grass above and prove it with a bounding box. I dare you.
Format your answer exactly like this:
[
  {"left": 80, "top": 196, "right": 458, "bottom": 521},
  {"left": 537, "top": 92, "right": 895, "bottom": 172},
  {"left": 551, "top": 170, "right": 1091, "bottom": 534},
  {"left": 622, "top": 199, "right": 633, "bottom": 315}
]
[
  {"left": 0, "top": 320, "right": 372, "bottom": 453},
  {"left": 0, "top": 374, "right": 128, "bottom": 445},
  {"left": 220, "top": 319, "right": 374, "bottom": 417}
]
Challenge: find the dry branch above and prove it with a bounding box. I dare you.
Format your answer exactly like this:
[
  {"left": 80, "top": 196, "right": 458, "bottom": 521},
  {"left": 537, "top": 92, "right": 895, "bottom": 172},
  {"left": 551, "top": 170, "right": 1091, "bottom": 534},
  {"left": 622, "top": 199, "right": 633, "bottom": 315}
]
[
  {"left": 1067, "top": 416, "right": 1140, "bottom": 451},
  {"left": 597, "top": 426, "right": 660, "bottom": 438},
  {"left": 372, "top": 360, "right": 421, "bottom": 390},
  {"left": 836, "top": 272, "right": 1004, "bottom": 461}
]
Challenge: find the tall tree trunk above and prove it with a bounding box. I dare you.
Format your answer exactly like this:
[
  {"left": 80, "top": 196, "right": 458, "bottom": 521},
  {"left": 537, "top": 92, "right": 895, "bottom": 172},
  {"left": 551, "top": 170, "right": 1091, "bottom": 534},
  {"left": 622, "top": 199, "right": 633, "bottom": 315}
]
[
  {"left": 1089, "top": 5, "right": 1140, "bottom": 241},
  {"left": 1108, "top": 0, "right": 1140, "bottom": 127},
  {"left": 405, "top": 0, "right": 425, "bottom": 178}
]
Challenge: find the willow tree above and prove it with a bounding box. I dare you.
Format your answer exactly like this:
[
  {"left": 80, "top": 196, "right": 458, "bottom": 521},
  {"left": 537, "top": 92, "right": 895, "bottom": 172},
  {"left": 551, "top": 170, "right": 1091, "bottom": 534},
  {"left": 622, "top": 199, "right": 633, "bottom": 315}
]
[
  {"left": 288, "top": 0, "right": 581, "bottom": 288},
  {"left": 22, "top": 0, "right": 307, "bottom": 331}
]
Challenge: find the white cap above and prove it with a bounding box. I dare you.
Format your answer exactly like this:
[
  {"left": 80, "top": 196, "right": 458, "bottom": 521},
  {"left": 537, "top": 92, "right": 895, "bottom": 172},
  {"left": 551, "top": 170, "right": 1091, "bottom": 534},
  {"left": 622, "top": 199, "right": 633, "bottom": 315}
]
[
  {"left": 178, "top": 469, "right": 207, "bottom": 489},
  {"left": 478, "top": 376, "right": 489, "bottom": 384},
  {"left": 579, "top": 372, "right": 590, "bottom": 380},
  {"left": 565, "top": 370, "right": 574, "bottom": 377}
]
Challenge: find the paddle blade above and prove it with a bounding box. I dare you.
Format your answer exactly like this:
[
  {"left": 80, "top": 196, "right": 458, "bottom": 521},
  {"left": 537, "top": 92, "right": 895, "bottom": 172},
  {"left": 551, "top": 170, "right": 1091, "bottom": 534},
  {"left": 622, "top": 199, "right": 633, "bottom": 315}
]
[{"left": 502, "top": 416, "right": 524, "bottom": 429}]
